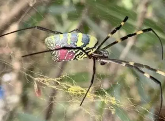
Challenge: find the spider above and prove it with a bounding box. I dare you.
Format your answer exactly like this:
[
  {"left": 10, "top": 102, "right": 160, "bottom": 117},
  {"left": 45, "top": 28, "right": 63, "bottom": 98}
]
[{"left": 0, "top": 16, "right": 164, "bottom": 116}]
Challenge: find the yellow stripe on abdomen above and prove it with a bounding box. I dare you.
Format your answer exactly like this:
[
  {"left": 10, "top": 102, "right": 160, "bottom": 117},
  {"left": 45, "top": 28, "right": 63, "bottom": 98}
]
[
  {"left": 77, "top": 33, "right": 84, "bottom": 47},
  {"left": 60, "top": 34, "right": 63, "bottom": 40},
  {"left": 67, "top": 33, "right": 71, "bottom": 45},
  {"left": 86, "top": 35, "right": 97, "bottom": 48}
]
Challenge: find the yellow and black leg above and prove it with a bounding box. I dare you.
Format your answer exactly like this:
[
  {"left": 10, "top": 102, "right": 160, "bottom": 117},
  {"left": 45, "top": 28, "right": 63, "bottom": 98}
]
[
  {"left": 133, "top": 66, "right": 162, "bottom": 117},
  {"left": 100, "top": 58, "right": 163, "bottom": 116},
  {"left": 97, "top": 16, "right": 128, "bottom": 50},
  {"left": 102, "top": 28, "right": 163, "bottom": 59},
  {"left": 113, "top": 59, "right": 165, "bottom": 77}
]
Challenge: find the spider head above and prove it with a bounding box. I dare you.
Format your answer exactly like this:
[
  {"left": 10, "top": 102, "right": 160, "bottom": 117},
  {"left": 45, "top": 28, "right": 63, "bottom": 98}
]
[
  {"left": 99, "top": 49, "right": 109, "bottom": 65},
  {"left": 99, "top": 49, "right": 109, "bottom": 58},
  {"left": 93, "top": 49, "right": 109, "bottom": 65}
]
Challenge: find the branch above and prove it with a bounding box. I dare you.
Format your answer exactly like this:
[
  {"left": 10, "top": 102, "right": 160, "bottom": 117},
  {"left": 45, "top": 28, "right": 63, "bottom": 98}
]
[
  {"left": 45, "top": 62, "right": 67, "bottom": 120},
  {"left": 0, "top": 0, "right": 36, "bottom": 35}
]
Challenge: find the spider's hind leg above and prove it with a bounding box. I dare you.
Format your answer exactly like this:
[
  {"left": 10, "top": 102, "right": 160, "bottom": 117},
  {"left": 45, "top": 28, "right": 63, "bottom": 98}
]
[{"left": 100, "top": 58, "right": 163, "bottom": 116}]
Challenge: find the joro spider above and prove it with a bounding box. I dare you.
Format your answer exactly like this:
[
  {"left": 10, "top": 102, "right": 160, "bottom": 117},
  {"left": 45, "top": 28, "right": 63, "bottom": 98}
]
[{"left": 0, "top": 16, "right": 164, "bottom": 116}]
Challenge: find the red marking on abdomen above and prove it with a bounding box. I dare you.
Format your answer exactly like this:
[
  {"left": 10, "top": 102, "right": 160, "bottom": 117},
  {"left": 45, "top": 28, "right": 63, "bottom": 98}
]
[
  {"left": 53, "top": 45, "right": 75, "bottom": 62},
  {"left": 59, "top": 50, "right": 75, "bottom": 61}
]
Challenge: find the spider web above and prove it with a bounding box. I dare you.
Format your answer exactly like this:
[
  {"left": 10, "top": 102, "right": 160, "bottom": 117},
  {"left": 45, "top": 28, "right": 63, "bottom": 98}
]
[{"left": 0, "top": 0, "right": 165, "bottom": 121}]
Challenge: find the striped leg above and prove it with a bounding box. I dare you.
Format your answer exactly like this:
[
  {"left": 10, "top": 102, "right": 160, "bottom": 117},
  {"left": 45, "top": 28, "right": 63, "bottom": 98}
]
[
  {"left": 0, "top": 26, "right": 63, "bottom": 38},
  {"left": 111, "top": 59, "right": 165, "bottom": 77},
  {"left": 96, "top": 16, "right": 128, "bottom": 50},
  {"left": 133, "top": 67, "right": 162, "bottom": 116},
  {"left": 102, "top": 28, "right": 163, "bottom": 59},
  {"left": 99, "top": 58, "right": 163, "bottom": 116},
  {"left": 22, "top": 46, "right": 90, "bottom": 58}
]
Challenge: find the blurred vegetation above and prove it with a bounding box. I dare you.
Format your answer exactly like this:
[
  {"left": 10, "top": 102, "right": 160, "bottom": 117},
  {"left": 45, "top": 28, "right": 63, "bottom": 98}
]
[{"left": 0, "top": 0, "right": 165, "bottom": 121}]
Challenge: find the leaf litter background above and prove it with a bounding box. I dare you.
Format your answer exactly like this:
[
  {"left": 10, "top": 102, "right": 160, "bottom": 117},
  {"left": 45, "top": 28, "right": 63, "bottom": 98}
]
[{"left": 0, "top": 0, "right": 165, "bottom": 121}]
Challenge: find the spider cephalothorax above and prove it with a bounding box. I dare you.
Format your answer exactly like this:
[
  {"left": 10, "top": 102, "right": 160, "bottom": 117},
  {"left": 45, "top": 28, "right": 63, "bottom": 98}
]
[{"left": 92, "top": 49, "right": 109, "bottom": 65}]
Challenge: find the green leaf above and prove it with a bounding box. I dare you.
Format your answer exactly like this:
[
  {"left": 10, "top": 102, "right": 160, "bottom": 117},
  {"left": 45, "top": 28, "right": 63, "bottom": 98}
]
[
  {"left": 48, "top": 5, "right": 76, "bottom": 15},
  {"left": 114, "top": 105, "right": 131, "bottom": 121}
]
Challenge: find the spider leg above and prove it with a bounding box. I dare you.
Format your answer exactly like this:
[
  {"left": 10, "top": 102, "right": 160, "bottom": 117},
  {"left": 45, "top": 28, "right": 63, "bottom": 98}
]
[
  {"left": 99, "top": 58, "right": 162, "bottom": 116},
  {"left": 22, "top": 46, "right": 90, "bottom": 58},
  {"left": 108, "top": 59, "right": 165, "bottom": 77},
  {"left": 80, "top": 58, "right": 96, "bottom": 106},
  {"left": 134, "top": 67, "right": 162, "bottom": 117},
  {"left": 102, "top": 28, "right": 163, "bottom": 59},
  {"left": 68, "top": 29, "right": 82, "bottom": 33},
  {"left": 96, "top": 16, "right": 128, "bottom": 50},
  {"left": 0, "top": 26, "right": 63, "bottom": 38}
]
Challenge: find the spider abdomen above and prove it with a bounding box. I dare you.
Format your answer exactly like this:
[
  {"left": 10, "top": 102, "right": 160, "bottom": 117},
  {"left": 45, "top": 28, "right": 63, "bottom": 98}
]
[{"left": 45, "top": 33, "right": 98, "bottom": 61}]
